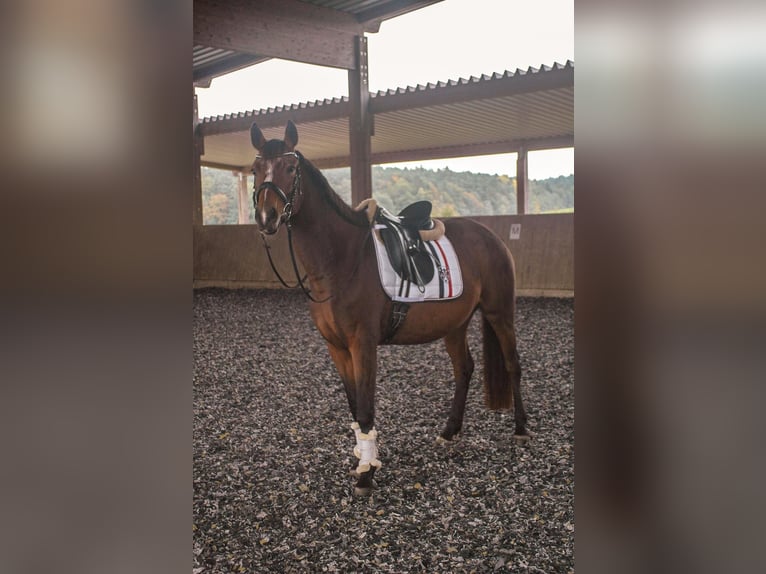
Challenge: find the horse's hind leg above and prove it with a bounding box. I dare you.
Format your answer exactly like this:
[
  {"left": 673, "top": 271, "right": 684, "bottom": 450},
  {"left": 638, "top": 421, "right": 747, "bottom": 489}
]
[
  {"left": 508, "top": 343, "right": 529, "bottom": 443},
  {"left": 440, "top": 321, "right": 474, "bottom": 441},
  {"left": 484, "top": 311, "right": 529, "bottom": 442}
]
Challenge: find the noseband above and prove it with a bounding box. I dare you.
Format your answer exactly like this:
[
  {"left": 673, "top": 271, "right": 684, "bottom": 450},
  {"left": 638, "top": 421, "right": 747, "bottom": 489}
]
[{"left": 253, "top": 151, "right": 302, "bottom": 225}]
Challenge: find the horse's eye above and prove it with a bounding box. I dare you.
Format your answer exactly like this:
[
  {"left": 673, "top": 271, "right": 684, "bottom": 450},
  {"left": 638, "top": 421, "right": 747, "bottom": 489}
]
[{"left": 287, "top": 165, "right": 296, "bottom": 175}]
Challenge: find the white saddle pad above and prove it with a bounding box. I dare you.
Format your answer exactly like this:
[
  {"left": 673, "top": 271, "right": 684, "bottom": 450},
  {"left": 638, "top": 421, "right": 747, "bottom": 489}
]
[{"left": 371, "top": 225, "right": 463, "bottom": 302}]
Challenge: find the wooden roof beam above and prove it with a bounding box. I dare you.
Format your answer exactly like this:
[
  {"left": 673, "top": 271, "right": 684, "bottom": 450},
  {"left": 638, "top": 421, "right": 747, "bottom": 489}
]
[
  {"left": 201, "top": 160, "right": 250, "bottom": 172},
  {"left": 287, "top": 136, "right": 576, "bottom": 170},
  {"left": 369, "top": 136, "right": 575, "bottom": 165},
  {"left": 194, "top": 0, "right": 364, "bottom": 70}
]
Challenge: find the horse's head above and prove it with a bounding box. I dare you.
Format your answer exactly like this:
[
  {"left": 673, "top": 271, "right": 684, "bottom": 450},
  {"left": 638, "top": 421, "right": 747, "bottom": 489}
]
[{"left": 250, "top": 120, "right": 302, "bottom": 235}]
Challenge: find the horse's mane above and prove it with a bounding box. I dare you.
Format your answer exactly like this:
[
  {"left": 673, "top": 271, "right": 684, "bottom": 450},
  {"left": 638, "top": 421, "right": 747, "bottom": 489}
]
[{"left": 299, "top": 154, "right": 370, "bottom": 229}]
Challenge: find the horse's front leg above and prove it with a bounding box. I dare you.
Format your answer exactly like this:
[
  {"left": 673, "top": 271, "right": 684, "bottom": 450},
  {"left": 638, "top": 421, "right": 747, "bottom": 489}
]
[
  {"left": 326, "top": 343, "right": 356, "bottom": 416},
  {"left": 349, "top": 337, "right": 380, "bottom": 496}
]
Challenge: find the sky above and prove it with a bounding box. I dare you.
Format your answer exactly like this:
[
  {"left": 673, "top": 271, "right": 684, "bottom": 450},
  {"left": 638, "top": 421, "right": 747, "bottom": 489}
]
[{"left": 195, "top": 0, "right": 574, "bottom": 179}]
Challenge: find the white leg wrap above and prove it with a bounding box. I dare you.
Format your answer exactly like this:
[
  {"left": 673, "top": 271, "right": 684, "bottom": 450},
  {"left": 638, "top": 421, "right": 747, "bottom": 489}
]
[{"left": 351, "top": 422, "right": 382, "bottom": 474}]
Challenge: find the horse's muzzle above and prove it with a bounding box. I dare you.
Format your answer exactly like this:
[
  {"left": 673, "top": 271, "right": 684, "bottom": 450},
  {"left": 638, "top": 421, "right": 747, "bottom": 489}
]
[
  {"left": 255, "top": 181, "right": 290, "bottom": 235},
  {"left": 256, "top": 205, "right": 281, "bottom": 235}
]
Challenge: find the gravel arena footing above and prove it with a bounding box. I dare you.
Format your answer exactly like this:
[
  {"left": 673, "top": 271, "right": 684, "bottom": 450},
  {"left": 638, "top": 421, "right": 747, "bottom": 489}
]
[{"left": 193, "top": 289, "right": 574, "bottom": 573}]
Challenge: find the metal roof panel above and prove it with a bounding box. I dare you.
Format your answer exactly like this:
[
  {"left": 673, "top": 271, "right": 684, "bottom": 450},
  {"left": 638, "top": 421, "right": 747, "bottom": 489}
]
[{"left": 199, "top": 62, "right": 573, "bottom": 170}]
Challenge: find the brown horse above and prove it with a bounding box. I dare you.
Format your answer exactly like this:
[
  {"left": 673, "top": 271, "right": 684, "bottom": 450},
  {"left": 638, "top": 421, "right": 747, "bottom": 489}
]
[{"left": 250, "top": 121, "right": 528, "bottom": 495}]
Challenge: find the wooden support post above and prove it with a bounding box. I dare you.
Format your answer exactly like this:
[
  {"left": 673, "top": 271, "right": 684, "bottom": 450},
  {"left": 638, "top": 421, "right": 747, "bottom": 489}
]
[
  {"left": 348, "top": 35, "right": 372, "bottom": 207},
  {"left": 516, "top": 146, "right": 528, "bottom": 215},
  {"left": 236, "top": 172, "right": 250, "bottom": 224},
  {"left": 193, "top": 91, "right": 204, "bottom": 226}
]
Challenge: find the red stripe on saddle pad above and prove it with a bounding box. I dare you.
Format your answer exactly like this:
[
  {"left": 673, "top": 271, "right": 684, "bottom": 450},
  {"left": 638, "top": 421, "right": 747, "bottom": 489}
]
[{"left": 434, "top": 239, "right": 453, "bottom": 298}]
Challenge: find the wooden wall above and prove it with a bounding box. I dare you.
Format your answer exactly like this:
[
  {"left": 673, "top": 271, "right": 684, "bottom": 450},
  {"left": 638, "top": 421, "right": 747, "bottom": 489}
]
[
  {"left": 470, "top": 213, "right": 573, "bottom": 296},
  {"left": 193, "top": 213, "right": 573, "bottom": 296}
]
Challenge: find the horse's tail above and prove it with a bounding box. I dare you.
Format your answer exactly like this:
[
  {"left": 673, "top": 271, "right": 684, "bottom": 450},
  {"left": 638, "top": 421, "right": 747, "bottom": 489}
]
[{"left": 482, "top": 315, "right": 514, "bottom": 410}]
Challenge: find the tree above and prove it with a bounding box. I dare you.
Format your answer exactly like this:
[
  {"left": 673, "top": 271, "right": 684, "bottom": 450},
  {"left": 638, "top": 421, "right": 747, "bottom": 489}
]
[
  {"left": 251, "top": 165, "right": 573, "bottom": 220},
  {"left": 201, "top": 167, "right": 240, "bottom": 224}
]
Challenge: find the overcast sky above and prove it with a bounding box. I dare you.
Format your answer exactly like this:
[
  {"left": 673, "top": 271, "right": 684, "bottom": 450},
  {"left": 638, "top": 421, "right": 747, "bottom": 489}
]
[{"left": 196, "top": 0, "right": 574, "bottom": 179}]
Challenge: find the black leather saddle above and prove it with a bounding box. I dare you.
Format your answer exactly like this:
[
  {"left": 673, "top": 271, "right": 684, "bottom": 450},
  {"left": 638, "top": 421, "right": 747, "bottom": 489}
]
[{"left": 375, "top": 201, "right": 437, "bottom": 289}]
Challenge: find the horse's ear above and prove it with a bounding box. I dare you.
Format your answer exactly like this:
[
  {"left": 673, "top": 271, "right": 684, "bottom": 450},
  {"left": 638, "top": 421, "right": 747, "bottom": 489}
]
[
  {"left": 250, "top": 122, "right": 266, "bottom": 151},
  {"left": 284, "top": 120, "right": 298, "bottom": 151}
]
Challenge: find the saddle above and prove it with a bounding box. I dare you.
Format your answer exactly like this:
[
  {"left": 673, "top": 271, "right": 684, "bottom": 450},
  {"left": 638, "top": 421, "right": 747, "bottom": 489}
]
[{"left": 375, "top": 201, "right": 439, "bottom": 289}]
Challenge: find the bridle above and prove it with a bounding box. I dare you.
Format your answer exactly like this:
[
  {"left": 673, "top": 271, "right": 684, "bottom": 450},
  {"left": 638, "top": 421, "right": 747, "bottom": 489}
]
[
  {"left": 253, "top": 150, "right": 303, "bottom": 226},
  {"left": 253, "top": 150, "right": 330, "bottom": 303}
]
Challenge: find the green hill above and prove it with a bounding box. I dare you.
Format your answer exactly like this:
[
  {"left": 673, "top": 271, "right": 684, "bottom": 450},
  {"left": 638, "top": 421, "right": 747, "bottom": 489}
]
[{"left": 202, "top": 165, "right": 573, "bottom": 224}]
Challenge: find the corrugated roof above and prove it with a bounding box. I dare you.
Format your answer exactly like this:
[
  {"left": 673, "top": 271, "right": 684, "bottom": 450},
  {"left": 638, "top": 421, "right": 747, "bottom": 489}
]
[
  {"left": 193, "top": 46, "right": 270, "bottom": 86},
  {"left": 306, "top": 0, "right": 443, "bottom": 24},
  {"left": 197, "top": 61, "right": 573, "bottom": 170}
]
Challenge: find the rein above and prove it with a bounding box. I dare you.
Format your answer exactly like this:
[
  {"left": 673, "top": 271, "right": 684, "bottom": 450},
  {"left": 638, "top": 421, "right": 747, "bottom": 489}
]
[{"left": 255, "top": 151, "right": 331, "bottom": 304}]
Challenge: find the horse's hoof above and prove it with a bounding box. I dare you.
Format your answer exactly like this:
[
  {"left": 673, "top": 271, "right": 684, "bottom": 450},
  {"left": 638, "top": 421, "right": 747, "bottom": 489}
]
[
  {"left": 513, "top": 433, "right": 531, "bottom": 446},
  {"left": 353, "top": 485, "right": 373, "bottom": 497},
  {"left": 436, "top": 434, "right": 459, "bottom": 445}
]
